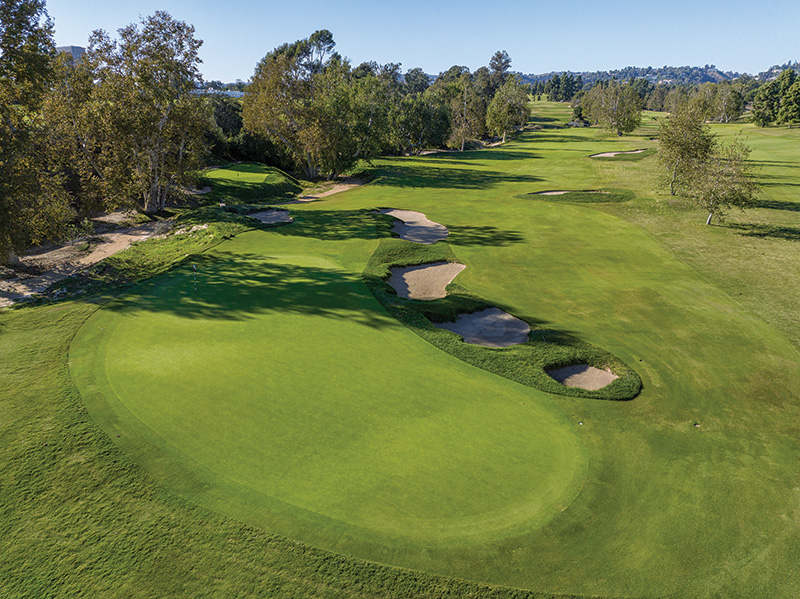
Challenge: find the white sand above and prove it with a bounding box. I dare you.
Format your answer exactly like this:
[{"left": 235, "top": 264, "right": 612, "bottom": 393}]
[
  {"left": 590, "top": 149, "right": 645, "bottom": 158},
  {"left": 547, "top": 364, "right": 619, "bottom": 391},
  {"left": 380, "top": 209, "right": 448, "bottom": 244},
  {"left": 434, "top": 308, "right": 530, "bottom": 347},
  {"left": 388, "top": 262, "right": 465, "bottom": 300},
  {"left": 249, "top": 210, "right": 292, "bottom": 224},
  {"left": 537, "top": 191, "right": 570, "bottom": 196},
  {"left": 280, "top": 177, "right": 363, "bottom": 204}
]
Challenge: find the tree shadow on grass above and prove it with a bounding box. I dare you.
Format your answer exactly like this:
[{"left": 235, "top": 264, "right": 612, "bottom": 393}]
[
  {"left": 447, "top": 225, "right": 525, "bottom": 246},
  {"left": 424, "top": 149, "right": 540, "bottom": 162},
  {"left": 751, "top": 197, "right": 800, "bottom": 212},
  {"left": 374, "top": 165, "right": 542, "bottom": 189},
  {"left": 103, "top": 252, "right": 397, "bottom": 328},
  {"left": 727, "top": 223, "right": 800, "bottom": 241}
]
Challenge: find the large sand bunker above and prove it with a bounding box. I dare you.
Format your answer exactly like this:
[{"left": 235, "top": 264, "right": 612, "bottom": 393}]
[
  {"left": 249, "top": 209, "right": 292, "bottom": 224},
  {"left": 388, "top": 262, "right": 465, "bottom": 300},
  {"left": 590, "top": 149, "right": 645, "bottom": 158},
  {"left": 434, "top": 308, "right": 531, "bottom": 347},
  {"left": 380, "top": 209, "right": 448, "bottom": 244},
  {"left": 547, "top": 364, "right": 619, "bottom": 391}
]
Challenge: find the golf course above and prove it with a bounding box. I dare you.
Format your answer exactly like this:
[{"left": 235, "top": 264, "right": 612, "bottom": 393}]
[{"left": 3, "top": 102, "right": 800, "bottom": 598}]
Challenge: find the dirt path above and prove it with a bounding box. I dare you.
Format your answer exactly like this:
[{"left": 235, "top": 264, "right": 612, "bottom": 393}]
[{"left": 0, "top": 220, "right": 163, "bottom": 307}]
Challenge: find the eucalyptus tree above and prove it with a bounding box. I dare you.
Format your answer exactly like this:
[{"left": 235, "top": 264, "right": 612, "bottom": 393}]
[
  {"left": 0, "top": 0, "right": 70, "bottom": 263},
  {"left": 486, "top": 76, "right": 530, "bottom": 142},
  {"left": 583, "top": 81, "right": 642, "bottom": 135},
  {"left": 81, "top": 11, "right": 209, "bottom": 213}
]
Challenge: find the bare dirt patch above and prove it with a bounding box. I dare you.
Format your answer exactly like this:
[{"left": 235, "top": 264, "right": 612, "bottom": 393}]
[
  {"left": 380, "top": 209, "right": 448, "bottom": 244},
  {"left": 589, "top": 149, "right": 645, "bottom": 158},
  {"left": 434, "top": 307, "right": 531, "bottom": 347},
  {"left": 0, "top": 220, "right": 164, "bottom": 307},
  {"left": 547, "top": 364, "right": 619, "bottom": 390},
  {"left": 388, "top": 262, "right": 466, "bottom": 300},
  {"left": 249, "top": 210, "right": 293, "bottom": 224}
]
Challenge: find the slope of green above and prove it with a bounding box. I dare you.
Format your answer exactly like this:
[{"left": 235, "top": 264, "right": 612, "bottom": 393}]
[{"left": 2, "top": 102, "right": 800, "bottom": 599}]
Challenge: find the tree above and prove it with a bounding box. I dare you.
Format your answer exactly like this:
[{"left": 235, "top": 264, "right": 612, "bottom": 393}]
[
  {"left": 685, "top": 139, "right": 758, "bottom": 225},
  {"left": 245, "top": 32, "right": 393, "bottom": 179},
  {"left": 0, "top": 0, "right": 71, "bottom": 263},
  {"left": 583, "top": 81, "right": 642, "bottom": 135},
  {"left": 486, "top": 76, "right": 530, "bottom": 142},
  {"left": 403, "top": 67, "right": 430, "bottom": 94},
  {"left": 80, "top": 12, "right": 209, "bottom": 213},
  {"left": 446, "top": 72, "right": 483, "bottom": 151},
  {"left": 657, "top": 103, "right": 716, "bottom": 195},
  {"left": 777, "top": 81, "right": 800, "bottom": 127},
  {"left": 488, "top": 50, "right": 511, "bottom": 93}
]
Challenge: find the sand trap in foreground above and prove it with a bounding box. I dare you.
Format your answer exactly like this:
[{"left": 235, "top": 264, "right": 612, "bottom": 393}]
[
  {"left": 434, "top": 308, "right": 530, "bottom": 347},
  {"left": 388, "top": 262, "right": 465, "bottom": 300},
  {"left": 590, "top": 149, "right": 645, "bottom": 158},
  {"left": 380, "top": 209, "right": 448, "bottom": 244},
  {"left": 249, "top": 209, "right": 292, "bottom": 224},
  {"left": 547, "top": 364, "right": 619, "bottom": 391}
]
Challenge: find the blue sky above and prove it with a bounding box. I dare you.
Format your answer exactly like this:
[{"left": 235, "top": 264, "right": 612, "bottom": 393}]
[{"left": 49, "top": 0, "right": 799, "bottom": 82}]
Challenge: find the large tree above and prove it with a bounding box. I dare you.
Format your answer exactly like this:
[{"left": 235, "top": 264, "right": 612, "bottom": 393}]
[
  {"left": 686, "top": 139, "right": 758, "bottom": 225},
  {"left": 488, "top": 50, "right": 511, "bottom": 93},
  {"left": 80, "top": 11, "right": 208, "bottom": 214},
  {"left": 657, "top": 103, "right": 716, "bottom": 195},
  {"left": 0, "top": 0, "right": 71, "bottom": 263},
  {"left": 486, "top": 76, "right": 530, "bottom": 142},
  {"left": 583, "top": 81, "right": 642, "bottom": 135}
]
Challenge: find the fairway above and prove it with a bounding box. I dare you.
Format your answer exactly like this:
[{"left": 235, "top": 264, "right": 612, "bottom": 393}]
[{"left": 48, "top": 104, "right": 800, "bottom": 597}]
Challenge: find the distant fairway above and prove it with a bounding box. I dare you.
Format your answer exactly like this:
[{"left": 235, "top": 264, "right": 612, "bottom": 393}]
[{"left": 1, "top": 102, "right": 795, "bottom": 598}]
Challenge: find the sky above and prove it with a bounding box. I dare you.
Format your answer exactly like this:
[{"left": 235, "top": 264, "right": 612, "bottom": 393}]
[{"left": 48, "top": 0, "right": 800, "bottom": 82}]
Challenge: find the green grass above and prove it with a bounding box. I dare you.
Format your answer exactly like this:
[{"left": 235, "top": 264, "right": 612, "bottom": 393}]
[
  {"left": 3, "top": 101, "right": 800, "bottom": 598},
  {"left": 200, "top": 161, "right": 302, "bottom": 203}
]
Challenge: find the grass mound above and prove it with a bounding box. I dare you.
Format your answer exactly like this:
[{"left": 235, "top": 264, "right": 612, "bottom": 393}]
[
  {"left": 364, "top": 214, "right": 642, "bottom": 401},
  {"left": 516, "top": 188, "right": 635, "bottom": 204}
]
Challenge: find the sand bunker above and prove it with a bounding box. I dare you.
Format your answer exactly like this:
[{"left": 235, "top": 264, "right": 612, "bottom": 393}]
[
  {"left": 380, "top": 209, "right": 448, "bottom": 244},
  {"left": 434, "top": 307, "right": 530, "bottom": 347},
  {"left": 388, "top": 262, "right": 465, "bottom": 300},
  {"left": 249, "top": 209, "right": 292, "bottom": 224},
  {"left": 547, "top": 364, "right": 619, "bottom": 391},
  {"left": 537, "top": 191, "right": 570, "bottom": 196},
  {"left": 536, "top": 190, "right": 607, "bottom": 196},
  {"left": 590, "top": 149, "right": 645, "bottom": 158}
]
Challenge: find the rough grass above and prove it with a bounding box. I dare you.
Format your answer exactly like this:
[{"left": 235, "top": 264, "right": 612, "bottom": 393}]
[{"left": 2, "top": 101, "right": 800, "bottom": 599}]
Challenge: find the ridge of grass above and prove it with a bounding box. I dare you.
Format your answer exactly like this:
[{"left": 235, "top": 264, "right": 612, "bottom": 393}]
[{"left": 363, "top": 213, "right": 642, "bottom": 401}]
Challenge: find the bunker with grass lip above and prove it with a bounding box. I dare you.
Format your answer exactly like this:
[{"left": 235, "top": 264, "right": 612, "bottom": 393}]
[
  {"left": 388, "top": 262, "right": 465, "bottom": 300},
  {"left": 434, "top": 308, "right": 530, "bottom": 347}
]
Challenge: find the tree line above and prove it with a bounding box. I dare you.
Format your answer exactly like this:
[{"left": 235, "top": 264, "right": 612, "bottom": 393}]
[{"left": 0, "top": 2, "right": 530, "bottom": 263}]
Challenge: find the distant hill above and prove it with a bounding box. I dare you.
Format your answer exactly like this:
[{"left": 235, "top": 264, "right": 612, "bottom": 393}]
[{"left": 520, "top": 61, "right": 800, "bottom": 86}]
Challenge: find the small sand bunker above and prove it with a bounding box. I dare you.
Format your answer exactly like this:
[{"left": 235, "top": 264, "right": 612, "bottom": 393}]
[
  {"left": 380, "top": 209, "right": 448, "bottom": 244},
  {"left": 547, "top": 364, "right": 619, "bottom": 391},
  {"left": 434, "top": 308, "right": 530, "bottom": 347},
  {"left": 249, "top": 209, "right": 292, "bottom": 224},
  {"left": 535, "top": 190, "right": 607, "bottom": 196},
  {"left": 388, "top": 262, "right": 465, "bottom": 300},
  {"left": 590, "top": 149, "right": 645, "bottom": 158}
]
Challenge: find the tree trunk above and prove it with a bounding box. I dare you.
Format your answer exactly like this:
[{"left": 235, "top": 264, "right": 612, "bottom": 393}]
[
  {"left": 669, "top": 170, "right": 677, "bottom": 196},
  {"left": 705, "top": 211, "right": 714, "bottom": 225}
]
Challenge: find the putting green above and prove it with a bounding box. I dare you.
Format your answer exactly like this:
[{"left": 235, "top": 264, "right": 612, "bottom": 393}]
[{"left": 70, "top": 227, "right": 587, "bottom": 551}]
